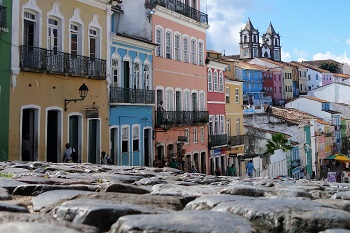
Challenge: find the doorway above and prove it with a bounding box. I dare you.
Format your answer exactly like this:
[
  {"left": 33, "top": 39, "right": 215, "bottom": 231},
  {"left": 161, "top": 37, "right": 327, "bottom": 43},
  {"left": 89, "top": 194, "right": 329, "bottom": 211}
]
[
  {"left": 69, "top": 115, "right": 82, "bottom": 162},
  {"left": 144, "top": 128, "right": 151, "bottom": 166},
  {"left": 110, "top": 127, "right": 118, "bottom": 165},
  {"left": 21, "top": 108, "right": 39, "bottom": 161},
  {"left": 46, "top": 110, "right": 61, "bottom": 162},
  {"left": 88, "top": 119, "right": 101, "bottom": 163}
]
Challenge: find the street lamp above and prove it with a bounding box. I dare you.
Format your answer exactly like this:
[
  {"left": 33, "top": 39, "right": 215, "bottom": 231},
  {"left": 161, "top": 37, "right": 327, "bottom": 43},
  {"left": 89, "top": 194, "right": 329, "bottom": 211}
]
[{"left": 64, "top": 83, "right": 89, "bottom": 111}]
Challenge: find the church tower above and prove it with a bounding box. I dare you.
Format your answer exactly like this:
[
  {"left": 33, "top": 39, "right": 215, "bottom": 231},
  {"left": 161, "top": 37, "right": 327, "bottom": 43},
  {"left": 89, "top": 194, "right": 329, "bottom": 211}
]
[
  {"left": 261, "top": 22, "right": 281, "bottom": 61},
  {"left": 239, "top": 18, "right": 260, "bottom": 59}
]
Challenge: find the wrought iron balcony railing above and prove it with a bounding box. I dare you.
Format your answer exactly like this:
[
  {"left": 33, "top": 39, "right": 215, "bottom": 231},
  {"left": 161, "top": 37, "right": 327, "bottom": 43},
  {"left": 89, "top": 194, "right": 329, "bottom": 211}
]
[
  {"left": 228, "top": 135, "right": 245, "bottom": 147},
  {"left": 20, "top": 45, "right": 106, "bottom": 79},
  {"left": 110, "top": 87, "right": 155, "bottom": 104},
  {"left": 209, "top": 134, "right": 228, "bottom": 148},
  {"left": 0, "top": 6, "right": 6, "bottom": 29},
  {"left": 147, "top": 0, "right": 208, "bottom": 24},
  {"left": 156, "top": 111, "right": 209, "bottom": 128}
]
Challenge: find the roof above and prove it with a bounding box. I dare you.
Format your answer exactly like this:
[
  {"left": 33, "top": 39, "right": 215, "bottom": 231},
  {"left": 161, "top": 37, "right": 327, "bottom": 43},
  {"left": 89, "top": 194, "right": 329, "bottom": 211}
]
[
  {"left": 290, "top": 61, "right": 330, "bottom": 73},
  {"left": 298, "top": 96, "right": 330, "bottom": 103},
  {"left": 206, "top": 50, "right": 222, "bottom": 54},
  {"left": 234, "top": 61, "right": 268, "bottom": 71},
  {"left": 333, "top": 73, "right": 350, "bottom": 79},
  {"left": 244, "top": 125, "right": 291, "bottom": 138},
  {"left": 244, "top": 18, "right": 255, "bottom": 31},
  {"left": 266, "top": 22, "right": 276, "bottom": 34},
  {"left": 323, "top": 110, "right": 342, "bottom": 114},
  {"left": 258, "top": 58, "right": 290, "bottom": 67},
  {"left": 266, "top": 106, "right": 323, "bottom": 124}
]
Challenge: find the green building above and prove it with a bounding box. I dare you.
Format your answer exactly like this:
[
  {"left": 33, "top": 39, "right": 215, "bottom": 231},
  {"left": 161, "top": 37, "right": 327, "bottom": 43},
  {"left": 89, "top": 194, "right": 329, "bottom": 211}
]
[{"left": 0, "top": 0, "right": 11, "bottom": 160}]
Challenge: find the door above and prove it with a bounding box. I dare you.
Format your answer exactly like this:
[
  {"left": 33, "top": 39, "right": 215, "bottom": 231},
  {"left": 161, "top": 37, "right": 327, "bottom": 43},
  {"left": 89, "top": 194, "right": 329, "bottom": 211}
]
[
  {"left": 144, "top": 128, "right": 151, "bottom": 166},
  {"left": 22, "top": 108, "right": 39, "bottom": 161},
  {"left": 46, "top": 110, "right": 61, "bottom": 162},
  {"left": 124, "top": 61, "right": 130, "bottom": 102},
  {"left": 69, "top": 115, "right": 82, "bottom": 162},
  {"left": 88, "top": 119, "right": 100, "bottom": 163},
  {"left": 110, "top": 127, "right": 118, "bottom": 165}
]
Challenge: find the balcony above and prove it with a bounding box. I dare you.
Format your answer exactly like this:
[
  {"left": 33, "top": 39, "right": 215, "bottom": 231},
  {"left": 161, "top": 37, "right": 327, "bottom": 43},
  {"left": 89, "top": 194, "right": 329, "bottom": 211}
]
[
  {"left": 156, "top": 111, "right": 209, "bottom": 129},
  {"left": 0, "top": 6, "right": 6, "bottom": 29},
  {"left": 325, "top": 132, "right": 333, "bottom": 137},
  {"left": 147, "top": 0, "right": 208, "bottom": 25},
  {"left": 110, "top": 87, "right": 155, "bottom": 104},
  {"left": 228, "top": 135, "right": 244, "bottom": 147},
  {"left": 20, "top": 45, "right": 106, "bottom": 79},
  {"left": 209, "top": 134, "right": 228, "bottom": 148}
]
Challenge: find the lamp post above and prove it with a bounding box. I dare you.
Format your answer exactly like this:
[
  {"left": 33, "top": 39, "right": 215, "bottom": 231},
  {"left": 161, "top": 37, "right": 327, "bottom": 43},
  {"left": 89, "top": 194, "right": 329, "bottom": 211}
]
[{"left": 64, "top": 83, "right": 89, "bottom": 111}]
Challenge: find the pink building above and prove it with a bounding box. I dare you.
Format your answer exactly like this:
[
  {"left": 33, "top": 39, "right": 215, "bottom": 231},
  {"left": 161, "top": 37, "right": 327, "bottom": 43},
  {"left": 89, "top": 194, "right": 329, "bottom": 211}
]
[
  {"left": 147, "top": 0, "right": 210, "bottom": 174},
  {"left": 207, "top": 60, "right": 228, "bottom": 175}
]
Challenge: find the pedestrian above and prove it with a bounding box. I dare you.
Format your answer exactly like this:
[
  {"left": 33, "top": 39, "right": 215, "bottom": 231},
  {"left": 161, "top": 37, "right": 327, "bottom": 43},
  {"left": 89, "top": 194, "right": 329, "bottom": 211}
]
[
  {"left": 246, "top": 160, "right": 256, "bottom": 177},
  {"left": 227, "top": 164, "right": 236, "bottom": 176},
  {"left": 100, "top": 151, "right": 108, "bottom": 165},
  {"left": 62, "top": 143, "right": 75, "bottom": 163},
  {"left": 215, "top": 166, "right": 221, "bottom": 176}
]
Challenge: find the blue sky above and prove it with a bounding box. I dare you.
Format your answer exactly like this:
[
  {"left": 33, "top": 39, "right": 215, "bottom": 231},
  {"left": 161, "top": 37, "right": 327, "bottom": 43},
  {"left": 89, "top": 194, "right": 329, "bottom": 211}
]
[{"left": 203, "top": 0, "right": 350, "bottom": 64}]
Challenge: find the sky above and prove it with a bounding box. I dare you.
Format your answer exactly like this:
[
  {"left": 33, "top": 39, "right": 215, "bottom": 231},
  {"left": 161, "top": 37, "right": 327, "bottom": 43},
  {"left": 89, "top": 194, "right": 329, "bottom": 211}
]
[{"left": 203, "top": 0, "right": 350, "bottom": 64}]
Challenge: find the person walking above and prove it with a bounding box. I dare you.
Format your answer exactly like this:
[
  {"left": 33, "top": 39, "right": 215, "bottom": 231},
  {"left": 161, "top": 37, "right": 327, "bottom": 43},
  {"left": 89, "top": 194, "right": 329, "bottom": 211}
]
[
  {"left": 215, "top": 166, "right": 221, "bottom": 176},
  {"left": 227, "top": 164, "right": 236, "bottom": 176},
  {"left": 246, "top": 160, "right": 256, "bottom": 177}
]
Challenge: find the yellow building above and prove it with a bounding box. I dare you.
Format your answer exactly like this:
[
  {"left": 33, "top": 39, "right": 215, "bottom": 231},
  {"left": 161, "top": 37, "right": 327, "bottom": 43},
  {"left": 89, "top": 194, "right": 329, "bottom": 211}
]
[
  {"left": 8, "top": 0, "right": 112, "bottom": 162},
  {"left": 225, "top": 78, "right": 245, "bottom": 176}
]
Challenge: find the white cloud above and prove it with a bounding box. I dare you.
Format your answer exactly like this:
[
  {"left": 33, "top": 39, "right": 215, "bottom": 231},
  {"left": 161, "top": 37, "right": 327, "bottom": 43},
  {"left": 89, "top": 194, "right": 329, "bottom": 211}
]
[
  {"left": 313, "top": 51, "right": 350, "bottom": 65},
  {"left": 281, "top": 49, "right": 291, "bottom": 62},
  {"left": 297, "top": 57, "right": 306, "bottom": 62},
  {"left": 205, "top": 0, "right": 253, "bottom": 55},
  {"left": 346, "top": 39, "right": 350, "bottom": 46}
]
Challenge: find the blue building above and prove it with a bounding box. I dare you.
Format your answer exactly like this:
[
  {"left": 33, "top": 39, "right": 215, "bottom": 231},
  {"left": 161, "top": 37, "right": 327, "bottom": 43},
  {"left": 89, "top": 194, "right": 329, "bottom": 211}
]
[
  {"left": 234, "top": 62, "right": 269, "bottom": 106},
  {"left": 109, "top": 33, "right": 155, "bottom": 166}
]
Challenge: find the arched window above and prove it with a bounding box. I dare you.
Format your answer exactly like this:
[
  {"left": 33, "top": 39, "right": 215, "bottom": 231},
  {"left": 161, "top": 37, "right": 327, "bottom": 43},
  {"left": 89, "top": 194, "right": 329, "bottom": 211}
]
[
  {"left": 208, "top": 69, "right": 212, "bottom": 92},
  {"left": 244, "top": 35, "right": 247, "bottom": 43},
  {"left": 214, "top": 70, "right": 218, "bottom": 92},
  {"left": 219, "top": 71, "right": 223, "bottom": 92}
]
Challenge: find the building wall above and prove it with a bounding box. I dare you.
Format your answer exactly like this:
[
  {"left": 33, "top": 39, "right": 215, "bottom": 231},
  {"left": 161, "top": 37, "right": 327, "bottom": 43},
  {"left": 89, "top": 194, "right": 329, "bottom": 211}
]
[
  {"left": 285, "top": 98, "right": 332, "bottom": 120},
  {"left": 0, "top": 0, "right": 11, "bottom": 160},
  {"left": 8, "top": 0, "right": 110, "bottom": 162},
  {"left": 283, "top": 66, "right": 293, "bottom": 99}
]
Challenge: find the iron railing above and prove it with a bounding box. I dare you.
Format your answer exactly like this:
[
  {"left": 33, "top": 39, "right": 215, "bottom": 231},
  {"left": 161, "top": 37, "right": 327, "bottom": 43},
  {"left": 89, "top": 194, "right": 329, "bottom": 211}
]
[
  {"left": 20, "top": 45, "right": 106, "bottom": 79},
  {"left": 209, "top": 134, "right": 228, "bottom": 148},
  {"left": 148, "top": 0, "right": 208, "bottom": 24},
  {"left": 325, "top": 132, "right": 333, "bottom": 137},
  {"left": 228, "top": 135, "right": 244, "bottom": 147},
  {"left": 110, "top": 87, "right": 155, "bottom": 104},
  {"left": 0, "top": 6, "right": 6, "bottom": 29},
  {"left": 156, "top": 110, "right": 209, "bottom": 128}
]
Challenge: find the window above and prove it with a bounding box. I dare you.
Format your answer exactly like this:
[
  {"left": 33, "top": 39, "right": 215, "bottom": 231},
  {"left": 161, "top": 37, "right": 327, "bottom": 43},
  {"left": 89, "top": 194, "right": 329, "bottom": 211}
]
[
  {"left": 200, "top": 127, "right": 205, "bottom": 142},
  {"left": 208, "top": 70, "right": 212, "bottom": 92},
  {"left": 133, "top": 63, "right": 140, "bottom": 89},
  {"left": 176, "top": 90, "right": 182, "bottom": 111},
  {"left": 184, "top": 91, "right": 190, "bottom": 111},
  {"left": 70, "top": 24, "right": 79, "bottom": 56},
  {"left": 253, "top": 48, "right": 258, "bottom": 57},
  {"left": 175, "top": 34, "right": 180, "bottom": 61},
  {"left": 112, "top": 58, "right": 119, "bottom": 87},
  {"left": 156, "top": 89, "right": 163, "bottom": 106},
  {"left": 279, "top": 87, "right": 281, "bottom": 93},
  {"left": 199, "top": 91, "right": 205, "bottom": 111},
  {"left": 198, "top": 41, "right": 203, "bottom": 65},
  {"left": 48, "top": 18, "right": 59, "bottom": 52},
  {"left": 132, "top": 125, "right": 140, "bottom": 151},
  {"left": 190, "top": 39, "right": 196, "bottom": 64},
  {"left": 89, "top": 29, "right": 97, "bottom": 59},
  {"left": 235, "top": 88, "right": 239, "bottom": 103},
  {"left": 214, "top": 70, "right": 218, "bottom": 92},
  {"left": 193, "top": 128, "right": 197, "bottom": 143},
  {"left": 308, "top": 74, "right": 311, "bottom": 81},
  {"left": 183, "top": 37, "right": 188, "bottom": 62},
  {"left": 143, "top": 65, "right": 150, "bottom": 90},
  {"left": 236, "top": 118, "right": 240, "bottom": 135},
  {"left": 24, "top": 11, "right": 36, "bottom": 47},
  {"left": 165, "top": 31, "right": 172, "bottom": 59},
  {"left": 122, "top": 126, "right": 129, "bottom": 153},
  {"left": 185, "top": 128, "right": 190, "bottom": 144},
  {"left": 226, "top": 119, "right": 231, "bottom": 137},
  {"left": 155, "top": 28, "right": 163, "bottom": 57},
  {"left": 219, "top": 72, "right": 224, "bottom": 92},
  {"left": 214, "top": 116, "right": 219, "bottom": 134},
  {"left": 226, "top": 87, "right": 230, "bottom": 103},
  {"left": 220, "top": 115, "right": 224, "bottom": 134},
  {"left": 166, "top": 89, "right": 174, "bottom": 111}
]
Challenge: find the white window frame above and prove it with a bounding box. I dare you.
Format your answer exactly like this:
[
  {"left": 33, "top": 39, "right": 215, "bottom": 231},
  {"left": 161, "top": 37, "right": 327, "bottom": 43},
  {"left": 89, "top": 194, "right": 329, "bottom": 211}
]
[
  {"left": 183, "top": 35, "right": 189, "bottom": 63},
  {"left": 111, "top": 53, "right": 121, "bottom": 88},
  {"left": 47, "top": 2, "right": 64, "bottom": 52},
  {"left": 198, "top": 40, "right": 204, "bottom": 65},
  {"left": 89, "top": 28, "right": 98, "bottom": 59},
  {"left": 220, "top": 115, "right": 225, "bottom": 134},
  {"left": 165, "top": 87, "right": 174, "bottom": 111},
  {"left": 132, "top": 125, "right": 140, "bottom": 151},
  {"left": 121, "top": 125, "right": 130, "bottom": 153},
  {"left": 23, "top": 1, "right": 42, "bottom": 48},
  {"left": 208, "top": 69, "right": 212, "bottom": 92},
  {"left": 190, "top": 38, "right": 196, "bottom": 64},
  {"left": 199, "top": 91, "right": 205, "bottom": 111},
  {"left": 235, "top": 88, "right": 239, "bottom": 103},
  {"left": 185, "top": 128, "right": 190, "bottom": 144},
  {"left": 200, "top": 127, "right": 205, "bottom": 142},
  {"left": 226, "top": 86, "right": 230, "bottom": 103},
  {"left": 214, "top": 70, "right": 218, "bottom": 92},
  {"left": 69, "top": 9, "right": 84, "bottom": 56},
  {"left": 165, "top": 30, "right": 172, "bottom": 59},
  {"left": 133, "top": 62, "right": 141, "bottom": 89},
  {"left": 183, "top": 89, "right": 191, "bottom": 111},
  {"left": 174, "top": 33, "right": 181, "bottom": 61},
  {"left": 219, "top": 71, "right": 224, "bottom": 92},
  {"left": 193, "top": 128, "right": 198, "bottom": 143},
  {"left": 155, "top": 26, "right": 164, "bottom": 57},
  {"left": 143, "top": 64, "right": 151, "bottom": 90}
]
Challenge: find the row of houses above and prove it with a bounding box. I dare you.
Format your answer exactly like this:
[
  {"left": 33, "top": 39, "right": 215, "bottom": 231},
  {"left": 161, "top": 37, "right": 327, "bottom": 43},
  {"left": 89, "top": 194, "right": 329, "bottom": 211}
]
[{"left": 0, "top": 0, "right": 247, "bottom": 175}]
